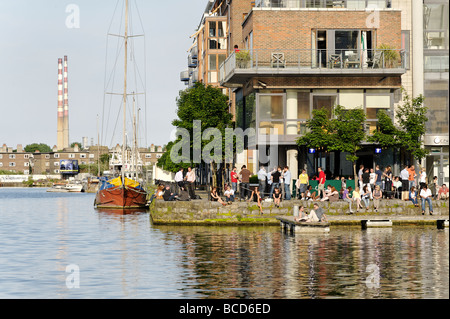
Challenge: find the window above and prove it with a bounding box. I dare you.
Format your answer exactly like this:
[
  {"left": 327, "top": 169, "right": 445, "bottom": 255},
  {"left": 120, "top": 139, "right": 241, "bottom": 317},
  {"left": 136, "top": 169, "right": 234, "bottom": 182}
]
[
  {"left": 339, "top": 89, "right": 364, "bottom": 109},
  {"left": 258, "top": 94, "right": 285, "bottom": 135},
  {"left": 54, "top": 154, "right": 60, "bottom": 159},
  {"left": 24, "top": 154, "right": 30, "bottom": 159},
  {"left": 0, "top": 163, "right": 3, "bottom": 167},
  {"left": 424, "top": 3, "right": 449, "bottom": 50},
  {"left": 80, "top": 154, "right": 87, "bottom": 159},
  {"left": 89, "top": 154, "right": 95, "bottom": 158},
  {"left": 209, "top": 21, "right": 216, "bottom": 37},
  {"left": 9, "top": 162, "right": 16, "bottom": 167},
  {"left": 54, "top": 162, "right": 60, "bottom": 167},
  {"left": 313, "top": 95, "right": 337, "bottom": 118},
  {"left": 401, "top": 30, "right": 410, "bottom": 69},
  {"left": 156, "top": 154, "right": 162, "bottom": 159},
  {"left": 145, "top": 154, "right": 152, "bottom": 159},
  {"left": 209, "top": 55, "right": 216, "bottom": 70},
  {"left": 24, "top": 162, "right": 29, "bottom": 167},
  {"left": 0, "top": 155, "right": 2, "bottom": 159},
  {"left": 45, "top": 155, "right": 50, "bottom": 159},
  {"left": 365, "top": 90, "right": 391, "bottom": 133},
  {"left": 69, "top": 154, "right": 75, "bottom": 159},
  {"left": 9, "top": 154, "right": 15, "bottom": 159}
]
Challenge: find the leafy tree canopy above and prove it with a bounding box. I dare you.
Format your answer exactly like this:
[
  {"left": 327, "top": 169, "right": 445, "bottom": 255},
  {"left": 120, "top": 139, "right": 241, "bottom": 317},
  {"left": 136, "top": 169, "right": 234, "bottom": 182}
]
[{"left": 24, "top": 143, "right": 52, "bottom": 153}]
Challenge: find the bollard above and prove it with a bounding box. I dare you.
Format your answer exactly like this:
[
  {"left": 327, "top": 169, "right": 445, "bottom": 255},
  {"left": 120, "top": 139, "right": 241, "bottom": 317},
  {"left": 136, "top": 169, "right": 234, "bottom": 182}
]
[{"left": 437, "top": 220, "right": 449, "bottom": 230}]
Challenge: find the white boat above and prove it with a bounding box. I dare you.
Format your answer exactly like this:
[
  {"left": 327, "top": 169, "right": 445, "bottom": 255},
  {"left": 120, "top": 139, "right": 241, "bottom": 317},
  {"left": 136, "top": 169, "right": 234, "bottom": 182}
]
[{"left": 47, "top": 181, "right": 84, "bottom": 193}]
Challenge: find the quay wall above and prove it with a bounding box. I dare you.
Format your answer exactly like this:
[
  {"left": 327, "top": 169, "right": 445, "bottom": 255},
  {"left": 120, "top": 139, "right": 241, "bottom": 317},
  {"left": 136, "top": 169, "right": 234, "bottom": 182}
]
[{"left": 150, "top": 199, "right": 449, "bottom": 226}]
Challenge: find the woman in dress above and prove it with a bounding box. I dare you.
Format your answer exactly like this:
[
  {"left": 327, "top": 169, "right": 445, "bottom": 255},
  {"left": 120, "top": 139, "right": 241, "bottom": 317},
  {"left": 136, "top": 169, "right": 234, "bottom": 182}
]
[
  {"left": 210, "top": 187, "right": 226, "bottom": 206},
  {"left": 249, "top": 187, "right": 263, "bottom": 214}
]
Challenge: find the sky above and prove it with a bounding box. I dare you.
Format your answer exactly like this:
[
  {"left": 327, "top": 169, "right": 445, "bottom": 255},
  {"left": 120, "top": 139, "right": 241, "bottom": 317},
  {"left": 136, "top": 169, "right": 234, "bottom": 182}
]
[{"left": 0, "top": 0, "right": 207, "bottom": 149}]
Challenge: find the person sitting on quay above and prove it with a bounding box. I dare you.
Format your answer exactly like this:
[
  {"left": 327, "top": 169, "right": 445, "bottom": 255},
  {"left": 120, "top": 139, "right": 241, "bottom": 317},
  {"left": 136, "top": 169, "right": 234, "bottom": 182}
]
[
  {"left": 210, "top": 187, "right": 227, "bottom": 206},
  {"left": 224, "top": 185, "right": 235, "bottom": 204},
  {"left": 306, "top": 203, "right": 328, "bottom": 223},
  {"left": 294, "top": 205, "right": 308, "bottom": 222},
  {"left": 177, "top": 186, "right": 190, "bottom": 201},
  {"left": 409, "top": 186, "right": 419, "bottom": 207},
  {"left": 353, "top": 187, "right": 364, "bottom": 212},
  {"left": 305, "top": 185, "right": 319, "bottom": 201},
  {"left": 438, "top": 184, "right": 448, "bottom": 200},
  {"left": 321, "top": 185, "right": 339, "bottom": 202},
  {"left": 372, "top": 184, "right": 382, "bottom": 213},
  {"left": 273, "top": 187, "right": 282, "bottom": 208},
  {"left": 361, "top": 185, "right": 371, "bottom": 210},
  {"left": 163, "top": 185, "right": 179, "bottom": 202},
  {"left": 249, "top": 186, "right": 263, "bottom": 215},
  {"left": 343, "top": 186, "right": 353, "bottom": 214},
  {"left": 420, "top": 184, "right": 433, "bottom": 215}
]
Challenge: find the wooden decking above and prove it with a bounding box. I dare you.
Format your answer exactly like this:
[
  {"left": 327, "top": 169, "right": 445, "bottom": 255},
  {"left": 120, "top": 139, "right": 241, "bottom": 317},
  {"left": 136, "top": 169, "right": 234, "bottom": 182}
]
[{"left": 276, "top": 216, "right": 330, "bottom": 233}]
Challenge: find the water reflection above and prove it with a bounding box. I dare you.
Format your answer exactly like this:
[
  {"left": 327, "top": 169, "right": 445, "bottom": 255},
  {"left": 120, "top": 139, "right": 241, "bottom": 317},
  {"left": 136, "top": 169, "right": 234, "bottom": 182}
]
[{"left": 154, "top": 226, "right": 449, "bottom": 299}]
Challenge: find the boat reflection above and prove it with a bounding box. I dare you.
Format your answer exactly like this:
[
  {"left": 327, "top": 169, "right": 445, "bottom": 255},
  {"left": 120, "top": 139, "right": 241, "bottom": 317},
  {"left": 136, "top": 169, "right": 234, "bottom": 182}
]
[{"left": 95, "top": 207, "right": 148, "bottom": 216}]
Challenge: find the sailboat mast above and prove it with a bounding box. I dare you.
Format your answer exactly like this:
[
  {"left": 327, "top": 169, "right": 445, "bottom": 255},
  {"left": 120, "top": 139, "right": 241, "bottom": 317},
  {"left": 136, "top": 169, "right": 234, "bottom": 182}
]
[{"left": 122, "top": 0, "right": 129, "bottom": 179}]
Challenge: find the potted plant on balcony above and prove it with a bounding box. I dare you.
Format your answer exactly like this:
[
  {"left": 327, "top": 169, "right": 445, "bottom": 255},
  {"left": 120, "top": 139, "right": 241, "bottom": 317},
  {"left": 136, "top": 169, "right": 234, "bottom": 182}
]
[
  {"left": 235, "top": 50, "right": 251, "bottom": 69},
  {"left": 377, "top": 44, "right": 400, "bottom": 68}
]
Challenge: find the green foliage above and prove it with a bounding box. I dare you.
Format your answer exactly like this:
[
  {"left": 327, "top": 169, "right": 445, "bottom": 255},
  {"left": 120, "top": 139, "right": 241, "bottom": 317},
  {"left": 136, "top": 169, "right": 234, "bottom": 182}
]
[
  {"left": 369, "top": 88, "right": 429, "bottom": 162},
  {"left": 296, "top": 108, "right": 333, "bottom": 151},
  {"left": 24, "top": 143, "right": 52, "bottom": 153},
  {"left": 71, "top": 142, "right": 82, "bottom": 149},
  {"left": 367, "top": 109, "right": 401, "bottom": 148},
  {"left": 378, "top": 43, "right": 400, "bottom": 68},
  {"left": 395, "top": 90, "right": 429, "bottom": 161},
  {"left": 329, "top": 105, "right": 366, "bottom": 163},
  {"left": 157, "top": 82, "right": 233, "bottom": 173}
]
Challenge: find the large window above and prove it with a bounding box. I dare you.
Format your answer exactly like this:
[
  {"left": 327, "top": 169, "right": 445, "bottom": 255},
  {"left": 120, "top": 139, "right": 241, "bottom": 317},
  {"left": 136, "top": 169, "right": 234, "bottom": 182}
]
[
  {"left": 258, "top": 94, "right": 285, "bottom": 135},
  {"left": 365, "top": 89, "right": 391, "bottom": 134},
  {"left": 424, "top": 3, "right": 449, "bottom": 50}
]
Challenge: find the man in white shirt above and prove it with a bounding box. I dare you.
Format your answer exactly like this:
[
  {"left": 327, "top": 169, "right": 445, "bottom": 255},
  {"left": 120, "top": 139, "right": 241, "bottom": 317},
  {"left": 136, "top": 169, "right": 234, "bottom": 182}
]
[
  {"left": 283, "top": 166, "right": 292, "bottom": 200},
  {"left": 420, "top": 184, "right": 433, "bottom": 215},
  {"left": 400, "top": 165, "right": 410, "bottom": 200},
  {"left": 224, "top": 185, "right": 235, "bottom": 203},
  {"left": 257, "top": 166, "right": 267, "bottom": 199},
  {"left": 174, "top": 168, "right": 184, "bottom": 192},
  {"left": 185, "top": 167, "right": 196, "bottom": 199}
]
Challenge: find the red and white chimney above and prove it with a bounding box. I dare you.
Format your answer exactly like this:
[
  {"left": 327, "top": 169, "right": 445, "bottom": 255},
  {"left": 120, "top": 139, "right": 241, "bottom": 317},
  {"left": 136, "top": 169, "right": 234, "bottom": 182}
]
[
  {"left": 57, "top": 58, "right": 64, "bottom": 150},
  {"left": 63, "top": 56, "right": 69, "bottom": 149}
]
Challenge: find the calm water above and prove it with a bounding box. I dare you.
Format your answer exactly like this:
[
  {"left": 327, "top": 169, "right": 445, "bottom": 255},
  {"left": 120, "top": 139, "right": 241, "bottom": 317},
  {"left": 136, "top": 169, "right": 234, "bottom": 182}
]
[{"left": 0, "top": 188, "right": 448, "bottom": 299}]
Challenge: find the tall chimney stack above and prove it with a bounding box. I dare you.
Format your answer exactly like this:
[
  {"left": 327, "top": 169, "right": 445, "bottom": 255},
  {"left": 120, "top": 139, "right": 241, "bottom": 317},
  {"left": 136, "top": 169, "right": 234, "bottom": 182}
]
[
  {"left": 63, "top": 56, "right": 69, "bottom": 149},
  {"left": 57, "top": 58, "right": 64, "bottom": 150}
]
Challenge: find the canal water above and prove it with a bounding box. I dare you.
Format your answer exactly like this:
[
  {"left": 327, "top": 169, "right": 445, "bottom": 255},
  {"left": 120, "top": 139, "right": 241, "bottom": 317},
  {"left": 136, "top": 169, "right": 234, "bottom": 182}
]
[{"left": 0, "top": 188, "right": 448, "bottom": 299}]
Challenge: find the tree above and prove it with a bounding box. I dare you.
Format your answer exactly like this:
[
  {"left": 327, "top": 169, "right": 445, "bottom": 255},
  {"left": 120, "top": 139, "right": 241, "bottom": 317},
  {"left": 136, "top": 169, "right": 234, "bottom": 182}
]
[
  {"left": 71, "top": 142, "right": 82, "bottom": 149},
  {"left": 329, "top": 105, "right": 367, "bottom": 183},
  {"left": 368, "top": 88, "right": 429, "bottom": 163},
  {"left": 24, "top": 143, "right": 52, "bottom": 153},
  {"left": 296, "top": 106, "right": 367, "bottom": 183},
  {"left": 296, "top": 108, "right": 333, "bottom": 152},
  {"left": 395, "top": 90, "right": 429, "bottom": 162},
  {"left": 158, "top": 82, "right": 233, "bottom": 186}
]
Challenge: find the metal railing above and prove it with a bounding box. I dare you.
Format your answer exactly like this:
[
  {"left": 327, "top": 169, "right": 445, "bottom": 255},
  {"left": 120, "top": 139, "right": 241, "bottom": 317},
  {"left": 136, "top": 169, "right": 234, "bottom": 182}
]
[
  {"left": 253, "top": 0, "right": 391, "bottom": 9},
  {"left": 219, "top": 48, "right": 406, "bottom": 83}
]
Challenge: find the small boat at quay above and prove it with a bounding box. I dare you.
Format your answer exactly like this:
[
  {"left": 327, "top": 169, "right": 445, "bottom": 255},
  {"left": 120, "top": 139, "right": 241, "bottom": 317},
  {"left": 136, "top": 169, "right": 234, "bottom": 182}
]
[{"left": 47, "top": 180, "right": 84, "bottom": 193}]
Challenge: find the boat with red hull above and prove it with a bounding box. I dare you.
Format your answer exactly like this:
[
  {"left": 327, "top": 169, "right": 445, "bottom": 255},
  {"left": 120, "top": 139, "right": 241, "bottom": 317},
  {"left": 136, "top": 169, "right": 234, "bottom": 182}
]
[{"left": 95, "top": 176, "right": 147, "bottom": 209}]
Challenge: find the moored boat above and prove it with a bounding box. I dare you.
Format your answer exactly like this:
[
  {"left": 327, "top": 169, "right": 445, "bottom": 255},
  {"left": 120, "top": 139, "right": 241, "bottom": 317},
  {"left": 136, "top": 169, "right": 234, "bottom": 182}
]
[{"left": 95, "top": 176, "right": 147, "bottom": 209}]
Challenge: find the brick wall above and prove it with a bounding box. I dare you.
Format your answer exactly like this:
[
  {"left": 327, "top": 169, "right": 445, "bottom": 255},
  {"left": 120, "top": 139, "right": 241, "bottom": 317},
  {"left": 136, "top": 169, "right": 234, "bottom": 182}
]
[{"left": 244, "top": 9, "right": 402, "bottom": 50}]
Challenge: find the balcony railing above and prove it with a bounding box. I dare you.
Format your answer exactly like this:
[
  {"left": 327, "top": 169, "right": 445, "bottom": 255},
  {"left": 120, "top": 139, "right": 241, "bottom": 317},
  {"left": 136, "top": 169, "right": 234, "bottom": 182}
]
[
  {"left": 219, "top": 48, "right": 406, "bottom": 85},
  {"left": 253, "top": 0, "right": 391, "bottom": 9}
]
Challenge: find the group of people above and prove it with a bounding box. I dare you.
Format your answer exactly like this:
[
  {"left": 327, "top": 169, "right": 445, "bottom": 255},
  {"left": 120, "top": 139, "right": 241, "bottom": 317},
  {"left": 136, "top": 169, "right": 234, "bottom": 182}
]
[{"left": 155, "top": 163, "right": 448, "bottom": 216}]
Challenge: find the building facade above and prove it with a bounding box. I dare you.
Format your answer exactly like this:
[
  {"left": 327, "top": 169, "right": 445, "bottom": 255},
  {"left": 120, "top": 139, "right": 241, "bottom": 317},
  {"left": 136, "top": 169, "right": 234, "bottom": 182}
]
[{"left": 182, "top": 0, "right": 448, "bottom": 184}]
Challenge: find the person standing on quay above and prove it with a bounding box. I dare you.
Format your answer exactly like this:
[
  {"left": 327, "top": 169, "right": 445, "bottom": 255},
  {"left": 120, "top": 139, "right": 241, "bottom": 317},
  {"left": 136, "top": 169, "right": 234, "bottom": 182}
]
[
  {"left": 373, "top": 185, "right": 382, "bottom": 213},
  {"left": 420, "top": 184, "right": 433, "bottom": 215},
  {"left": 239, "top": 165, "right": 251, "bottom": 201},
  {"left": 408, "top": 165, "right": 417, "bottom": 190},
  {"left": 283, "top": 166, "right": 292, "bottom": 200},
  {"left": 297, "top": 169, "right": 309, "bottom": 199},
  {"left": 375, "top": 165, "right": 383, "bottom": 189},
  {"left": 185, "top": 167, "right": 196, "bottom": 200},
  {"left": 400, "top": 165, "right": 410, "bottom": 201},
  {"left": 230, "top": 167, "right": 238, "bottom": 194},
  {"left": 419, "top": 167, "right": 427, "bottom": 190},
  {"left": 257, "top": 166, "right": 267, "bottom": 199},
  {"left": 358, "top": 164, "right": 364, "bottom": 190},
  {"left": 174, "top": 168, "right": 184, "bottom": 192},
  {"left": 270, "top": 167, "right": 281, "bottom": 198},
  {"left": 318, "top": 167, "right": 326, "bottom": 199}
]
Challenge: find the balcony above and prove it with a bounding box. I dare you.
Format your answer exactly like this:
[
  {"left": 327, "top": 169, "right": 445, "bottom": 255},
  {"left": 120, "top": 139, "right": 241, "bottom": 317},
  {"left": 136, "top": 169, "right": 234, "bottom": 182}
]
[
  {"left": 180, "top": 70, "right": 189, "bottom": 82},
  {"left": 219, "top": 49, "right": 407, "bottom": 87}
]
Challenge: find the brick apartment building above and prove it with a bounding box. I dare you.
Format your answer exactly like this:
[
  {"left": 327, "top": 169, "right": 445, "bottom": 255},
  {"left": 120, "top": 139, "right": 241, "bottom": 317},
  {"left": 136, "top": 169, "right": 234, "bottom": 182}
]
[
  {"left": 183, "top": 0, "right": 448, "bottom": 184},
  {"left": 0, "top": 143, "right": 165, "bottom": 177}
]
